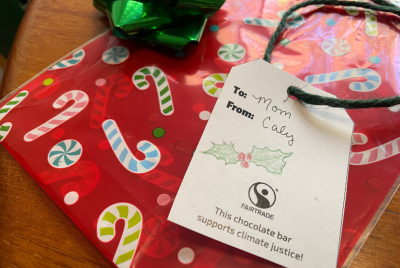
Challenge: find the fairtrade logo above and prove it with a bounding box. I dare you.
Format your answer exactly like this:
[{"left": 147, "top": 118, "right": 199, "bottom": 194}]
[{"left": 248, "top": 182, "right": 276, "bottom": 209}]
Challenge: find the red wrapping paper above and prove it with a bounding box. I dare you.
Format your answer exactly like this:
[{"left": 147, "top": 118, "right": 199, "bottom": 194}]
[{"left": 1, "top": 0, "right": 400, "bottom": 267}]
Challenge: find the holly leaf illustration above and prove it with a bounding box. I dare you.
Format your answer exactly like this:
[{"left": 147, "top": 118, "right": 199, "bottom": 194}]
[
  {"left": 249, "top": 146, "right": 292, "bottom": 175},
  {"left": 203, "top": 142, "right": 239, "bottom": 165}
]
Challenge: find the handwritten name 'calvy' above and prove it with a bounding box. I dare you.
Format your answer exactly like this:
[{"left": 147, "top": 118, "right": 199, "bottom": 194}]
[{"left": 253, "top": 95, "right": 294, "bottom": 146}]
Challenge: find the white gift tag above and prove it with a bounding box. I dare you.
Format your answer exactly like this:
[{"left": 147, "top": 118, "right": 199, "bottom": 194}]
[{"left": 169, "top": 59, "right": 353, "bottom": 268}]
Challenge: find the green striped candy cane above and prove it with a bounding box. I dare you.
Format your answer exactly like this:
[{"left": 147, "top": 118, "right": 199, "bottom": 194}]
[
  {"left": 0, "top": 91, "right": 28, "bottom": 142},
  {"left": 97, "top": 203, "right": 142, "bottom": 268},
  {"left": 132, "top": 67, "right": 174, "bottom": 116},
  {"left": 0, "top": 91, "right": 28, "bottom": 120}
]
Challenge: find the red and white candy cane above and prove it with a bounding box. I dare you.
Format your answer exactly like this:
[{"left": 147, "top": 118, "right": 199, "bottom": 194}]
[
  {"left": 24, "top": 90, "right": 88, "bottom": 142},
  {"left": 37, "top": 161, "right": 100, "bottom": 205},
  {"left": 138, "top": 168, "right": 182, "bottom": 193},
  {"left": 90, "top": 75, "right": 133, "bottom": 129},
  {"left": 351, "top": 132, "right": 368, "bottom": 145},
  {"left": 350, "top": 136, "right": 400, "bottom": 165}
]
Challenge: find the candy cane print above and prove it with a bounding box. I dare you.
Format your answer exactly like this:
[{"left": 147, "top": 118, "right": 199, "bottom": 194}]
[
  {"left": 49, "top": 49, "right": 85, "bottom": 70},
  {"left": 90, "top": 75, "right": 133, "bottom": 129},
  {"left": 24, "top": 90, "right": 89, "bottom": 142},
  {"left": 243, "top": 17, "right": 279, "bottom": 27},
  {"left": 0, "top": 91, "right": 28, "bottom": 120},
  {"left": 352, "top": 132, "right": 368, "bottom": 145},
  {"left": 365, "top": 11, "right": 378, "bottom": 36},
  {"left": 350, "top": 137, "right": 400, "bottom": 165},
  {"left": 0, "top": 123, "right": 12, "bottom": 142},
  {"left": 244, "top": 12, "right": 304, "bottom": 29},
  {"left": 138, "top": 168, "right": 182, "bottom": 193},
  {"left": 102, "top": 119, "right": 161, "bottom": 173},
  {"left": 97, "top": 203, "right": 142, "bottom": 268},
  {"left": 202, "top": 73, "right": 228, "bottom": 97},
  {"left": 277, "top": 11, "right": 305, "bottom": 28},
  {"left": 345, "top": 6, "right": 359, "bottom": 16},
  {"left": 0, "top": 91, "right": 28, "bottom": 142},
  {"left": 132, "top": 67, "right": 174, "bottom": 116},
  {"left": 37, "top": 161, "right": 100, "bottom": 205},
  {"left": 304, "top": 68, "right": 381, "bottom": 92}
]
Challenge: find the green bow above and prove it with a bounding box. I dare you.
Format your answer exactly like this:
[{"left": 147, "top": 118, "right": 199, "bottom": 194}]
[{"left": 94, "top": 0, "right": 226, "bottom": 50}]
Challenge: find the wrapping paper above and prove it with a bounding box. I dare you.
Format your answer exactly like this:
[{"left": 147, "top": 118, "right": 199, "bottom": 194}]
[{"left": 1, "top": 0, "right": 400, "bottom": 267}]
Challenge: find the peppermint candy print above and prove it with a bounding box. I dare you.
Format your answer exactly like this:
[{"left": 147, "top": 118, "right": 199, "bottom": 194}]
[
  {"left": 48, "top": 139, "right": 83, "bottom": 168},
  {"left": 102, "top": 46, "right": 130, "bottom": 65},
  {"left": 321, "top": 38, "right": 351, "bottom": 57},
  {"left": 218, "top": 43, "right": 245, "bottom": 62}
]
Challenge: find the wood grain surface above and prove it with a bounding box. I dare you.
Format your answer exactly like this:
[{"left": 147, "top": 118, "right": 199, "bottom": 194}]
[{"left": 0, "top": 0, "right": 399, "bottom": 267}]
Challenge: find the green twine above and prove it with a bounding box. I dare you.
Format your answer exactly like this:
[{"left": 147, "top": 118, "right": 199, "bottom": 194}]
[{"left": 264, "top": 0, "right": 400, "bottom": 109}]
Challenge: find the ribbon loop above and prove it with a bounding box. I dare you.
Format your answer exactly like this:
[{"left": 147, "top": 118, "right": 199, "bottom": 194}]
[{"left": 94, "top": 0, "right": 226, "bottom": 49}]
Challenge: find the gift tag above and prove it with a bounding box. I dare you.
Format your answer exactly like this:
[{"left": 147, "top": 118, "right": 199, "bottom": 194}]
[{"left": 169, "top": 59, "right": 353, "bottom": 268}]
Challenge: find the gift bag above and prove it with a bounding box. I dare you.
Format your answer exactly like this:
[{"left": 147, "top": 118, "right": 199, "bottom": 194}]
[{"left": 1, "top": 0, "right": 400, "bottom": 267}]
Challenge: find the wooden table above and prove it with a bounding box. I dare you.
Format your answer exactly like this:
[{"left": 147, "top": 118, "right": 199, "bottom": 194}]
[{"left": 0, "top": 0, "right": 399, "bottom": 267}]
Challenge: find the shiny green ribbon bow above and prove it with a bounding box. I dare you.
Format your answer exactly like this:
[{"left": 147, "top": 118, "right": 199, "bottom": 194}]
[{"left": 94, "top": 0, "right": 226, "bottom": 50}]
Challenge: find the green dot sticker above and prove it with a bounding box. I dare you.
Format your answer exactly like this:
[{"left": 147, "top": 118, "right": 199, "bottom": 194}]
[
  {"left": 153, "top": 127, "right": 165, "bottom": 138},
  {"left": 43, "top": 78, "right": 54, "bottom": 86}
]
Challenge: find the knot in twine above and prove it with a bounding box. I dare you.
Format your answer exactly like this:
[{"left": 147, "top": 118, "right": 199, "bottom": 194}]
[{"left": 265, "top": 0, "right": 400, "bottom": 109}]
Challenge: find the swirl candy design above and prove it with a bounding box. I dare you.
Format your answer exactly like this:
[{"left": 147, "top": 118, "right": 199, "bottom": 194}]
[
  {"left": 48, "top": 139, "right": 82, "bottom": 168},
  {"left": 102, "top": 119, "right": 161, "bottom": 174},
  {"left": 304, "top": 68, "right": 382, "bottom": 92},
  {"left": 24, "top": 90, "right": 89, "bottom": 142},
  {"left": 90, "top": 75, "right": 133, "bottom": 129},
  {"left": 321, "top": 38, "right": 351, "bottom": 57},
  {"left": 202, "top": 73, "right": 228, "bottom": 97},
  {"left": 0, "top": 91, "right": 28, "bottom": 142},
  {"left": 218, "top": 43, "right": 246, "bottom": 62},
  {"left": 102, "top": 46, "right": 130, "bottom": 65},
  {"left": 97, "top": 203, "right": 142, "bottom": 268},
  {"left": 140, "top": 217, "right": 180, "bottom": 258},
  {"left": 49, "top": 49, "right": 85, "bottom": 70},
  {"left": 350, "top": 137, "right": 400, "bottom": 165},
  {"left": 133, "top": 67, "right": 174, "bottom": 116},
  {"left": 37, "top": 161, "right": 100, "bottom": 205}
]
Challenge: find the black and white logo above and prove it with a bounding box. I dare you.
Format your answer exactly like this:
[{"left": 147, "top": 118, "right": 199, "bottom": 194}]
[{"left": 248, "top": 182, "right": 276, "bottom": 209}]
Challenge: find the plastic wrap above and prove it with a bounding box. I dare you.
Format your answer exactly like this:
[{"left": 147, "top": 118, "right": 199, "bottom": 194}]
[{"left": 1, "top": 0, "right": 400, "bottom": 267}]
